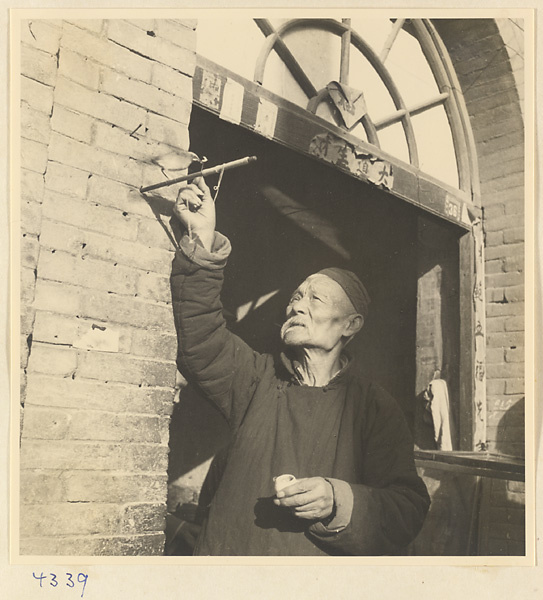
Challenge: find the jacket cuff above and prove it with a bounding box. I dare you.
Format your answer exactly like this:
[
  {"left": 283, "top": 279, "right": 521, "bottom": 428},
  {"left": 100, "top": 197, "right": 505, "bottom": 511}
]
[
  {"left": 311, "top": 478, "right": 354, "bottom": 535},
  {"left": 176, "top": 231, "right": 231, "bottom": 270}
]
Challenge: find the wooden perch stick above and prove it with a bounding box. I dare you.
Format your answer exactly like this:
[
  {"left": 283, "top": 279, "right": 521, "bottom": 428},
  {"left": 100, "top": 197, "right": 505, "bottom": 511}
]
[{"left": 140, "top": 155, "right": 258, "bottom": 194}]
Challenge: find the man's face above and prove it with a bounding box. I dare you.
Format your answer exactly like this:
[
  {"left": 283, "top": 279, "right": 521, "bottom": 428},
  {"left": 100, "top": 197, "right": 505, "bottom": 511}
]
[{"left": 280, "top": 274, "right": 357, "bottom": 351}]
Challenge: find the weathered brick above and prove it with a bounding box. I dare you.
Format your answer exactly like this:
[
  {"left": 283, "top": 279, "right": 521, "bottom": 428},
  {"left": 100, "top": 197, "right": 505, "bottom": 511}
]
[
  {"left": 20, "top": 440, "right": 169, "bottom": 472},
  {"left": 68, "top": 412, "right": 163, "bottom": 443},
  {"left": 485, "top": 271, "right": 523, "bottom": 288},
  {"left": 107, "top": 20, "right": 196, "bottom": 77},
  {"left": 42, "top": 189, "right": 139, "bottom": 241},
  {"left": 21, "top": 266, "right": 36, "bottom": 305},
  {"left": 20, "top": 469, "right": 66, "bottom": 504},
  {"left": 58, "top": 47, "right": 100, "bottom": 89},
  {"left": 480, "top": 171, "right": 524, "bottom": 194},
  {"left": 50, "top": 105, "right": 94, "bottom": 144},
  {"left": 486, "top": 287, "right": 506, "bottom": 303},
  {"left": 137, "top": 216, "right": 178, "bottom": 252},
  {"left": 478, "top": 141, "right": 524, "bottom": 171},
  {"left": 48, "top": 131, "right": 142, "bottom": 186},
  {"left": 87, "top": 175, "right": 158, "bottom": 218},
  {"left": 25, "top": 373, "right": 174, "bottom": 415},
  {"left": 61, "top": 22, "right": 152, "bottom": 83},
  {"left": 154, "top": 19, "right": 197, "bottom": 50},
  {"left": 20, "top": 502, "right": 120, "bottom": 537},
  {"left": 486, "top": 301, "right": 524, "bottom": 318},
  {"left": 484, "top": 230, "right": 503, "bottom": 247},
  {"left": 65, "top": 19, "right": 105, "bottom": 34},
  {"left": 486, "top": 331, "right": 524, "bottom": 347},
  {"left": 64, "top": 472, "right": 167, "bottom": 503},
  {"left": 485, "top": 347, "right": 504, "bottom": 364},
  {"left": 21, "top": 168, "right": 45, "bottom": 204},
  {"left": 54, "top": 76, "right": 147, "bottom": 133},
  {"left": 40, "top": 219, "right": 172, "bottom": 277},
  {"left": 178, "top": 19, "right": 197, "bottom": 30},
  {"left": 484, "top": 213, "right": 523, "bottom": 233},
  {"left": 145, "top": 111, "right": 190, "bottom": 150},
  {"left": 21, "top": 138, "right": 48, "bottom": 175},
  {"left": 100, "top": 68, "right": 191, "bottom": 124},
  {"left": 21, "top": 19, "right": 62, "bottom": 54},
  {"left": 136, "top": 271, "right": 171, "bottom": 303},
  {"left": 21, "top": 234, "right": 40, "bottom": 269},
  {"left": 485, "top": 316, "right": 506, "bottom": 333},
  {"left": 483, "top": 203, "right": 505, "bottom": 220},
  {"left": 34, "top": 279, "right": 80, "bottom": 315},
  {"left": 151, "top": 61, "right": 193, "bottom": 99},
  {"left": 32, "top": 310, "right": 78, "bottom": 345},
  {"left": 21, "top": 75, "right": 53, "bottom": 114},
  {"left": 21, "top": 102, "right": 51, "bottom": 144},
  {"left": 21, "top": 406, "right": 71, "bottom": 440},
  {"left": 21, "top": 197, "right": 43, "bottom": 235},
  {"left": 485, "top": 259, "right": 504, "bottom": 274},
  {"left": 130, "top": 329, "right": 177, "bottom": 361},
  {"left": 504, "top": 317, "right": 524, "bottom": 333},
  {"left": 505, "top": 346, "right": 524, "bottom": 362},
  {"left": 37, "top": 249, "right": 138, "bottom": 295},
  {"left": 486, "top": 362, "right": 524, "bottom": 379},
  {"left": 125, "top": 19, "right": 156, "bottom": 31},
  {"left": 19, "top": 534, "right": 165, "bottom": 556},
  {"left": 21, "top": 44, "right": 58, "bottom": 86},
  {"left": 79, "top": 287, "right": 175, "bottom": 329},
  {"left": 505, "top": 378, "right": 524, "bottom": 395},
  {"left": 481, "top": 176, "right": 523, "bottom": 200},
  {"left": 77, "top": 351, "right": 176, "bottom": 387},
  {"left": 92, "top": 120, "right": 173, "bottom": 165},
  {"left": 504, "top": 285, "right": 524, "bottom": 303},
  {"left": 504, "top": 254, "right": 524, "bottom": 272},
  {"left": 487, "top": 379, "right": 506, "bottom": 395},
  {"left": 121, "top": 503, "right": 166, "bottom": 534},
  {"left": 27, "top": 343, "right": 78, "bottom": 376},
  {"left": 44, "top": 161, "right": 89, "bottom": 197},
  {"left": 21, "top": 305, "right": 36, "bottom": 336},
  {"left": 485, "top": 242, "right": 523, "bottom": 261},
  {"left": 503, "top": 227, "right": 524, "bottom": 244}
]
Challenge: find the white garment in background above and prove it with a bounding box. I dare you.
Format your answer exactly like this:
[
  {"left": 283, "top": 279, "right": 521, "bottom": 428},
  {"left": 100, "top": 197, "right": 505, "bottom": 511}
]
[{"left": 428, "top": 379, "right": 454, "bottom": 451}]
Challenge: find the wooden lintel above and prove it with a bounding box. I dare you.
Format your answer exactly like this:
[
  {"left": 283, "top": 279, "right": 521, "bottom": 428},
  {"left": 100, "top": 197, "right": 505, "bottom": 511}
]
[{"left": 193, "top": 55, "right": 481, "bottom": 228}]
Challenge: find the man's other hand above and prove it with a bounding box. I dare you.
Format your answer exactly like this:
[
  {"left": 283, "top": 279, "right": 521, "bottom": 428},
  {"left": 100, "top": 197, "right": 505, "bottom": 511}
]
[
  {"left": 173, "top": 176, "right": 216, "bottom": 251},
  {"left": 273, "top": 477, "right": 334, "bottom": 521}
]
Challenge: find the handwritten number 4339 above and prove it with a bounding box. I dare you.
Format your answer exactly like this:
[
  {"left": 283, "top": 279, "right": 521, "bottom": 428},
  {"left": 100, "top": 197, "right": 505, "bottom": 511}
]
[{"left": 33, "top": 572, "right": 89, "bottom": 598}]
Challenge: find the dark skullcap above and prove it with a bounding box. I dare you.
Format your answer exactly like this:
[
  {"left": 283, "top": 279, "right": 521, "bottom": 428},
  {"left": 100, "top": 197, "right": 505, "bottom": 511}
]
[{"left": 317, "top": 267, "right": 371, "bottom": 319}]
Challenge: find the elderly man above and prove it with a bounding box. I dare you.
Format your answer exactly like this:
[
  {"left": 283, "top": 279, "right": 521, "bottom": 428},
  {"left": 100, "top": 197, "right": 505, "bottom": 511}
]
[{"left": 170, "top": 176, "right": 429, "bottom": 556}]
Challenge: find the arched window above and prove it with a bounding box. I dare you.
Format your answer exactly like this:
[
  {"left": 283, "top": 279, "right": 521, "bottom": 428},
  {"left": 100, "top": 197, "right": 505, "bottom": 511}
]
[{"left": 197, "top": 18, "right": 479, "bottom": 199}]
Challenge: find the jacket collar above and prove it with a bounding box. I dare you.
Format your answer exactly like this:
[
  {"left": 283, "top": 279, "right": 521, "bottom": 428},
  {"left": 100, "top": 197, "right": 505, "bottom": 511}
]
[{"left": 278, "top": 350, "right": 352, "bottom": 389}]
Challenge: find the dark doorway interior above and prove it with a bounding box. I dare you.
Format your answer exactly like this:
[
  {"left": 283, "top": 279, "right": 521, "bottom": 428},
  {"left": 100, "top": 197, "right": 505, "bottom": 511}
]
[{"left": 167, "top": 106, "right": 463, "bottom": 519}]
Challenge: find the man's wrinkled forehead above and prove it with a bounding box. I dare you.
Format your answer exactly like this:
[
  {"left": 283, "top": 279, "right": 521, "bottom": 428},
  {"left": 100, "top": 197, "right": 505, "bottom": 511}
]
[{"left": 292, "top": 274, "right": 353, "bottom": 305}]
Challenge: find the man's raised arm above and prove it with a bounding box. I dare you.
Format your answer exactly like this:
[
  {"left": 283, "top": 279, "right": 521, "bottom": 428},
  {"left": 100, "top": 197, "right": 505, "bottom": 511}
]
[{"left": 170, "top": 177, "right": 271, "bottom": 430}]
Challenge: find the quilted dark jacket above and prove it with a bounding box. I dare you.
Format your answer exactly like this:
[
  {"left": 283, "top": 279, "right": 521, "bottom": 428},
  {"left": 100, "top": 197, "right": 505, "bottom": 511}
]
[{"left": 171, "top": 233, "right": 430, "bottom": 555}]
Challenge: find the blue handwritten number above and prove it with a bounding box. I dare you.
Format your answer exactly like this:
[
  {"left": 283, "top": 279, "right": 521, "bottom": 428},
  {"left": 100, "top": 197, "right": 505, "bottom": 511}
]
[
  {"left": 50, "top": 573, "right": 58, "bottom": 587},
  {"left": 78, "top": 573, "right": 88, "bottom": 598},
  {"left": 32, "top": 572, "right": 46, "bottom": 587},
  {"left": 66, "top": 572, "right": 75, "bottom": 588}
]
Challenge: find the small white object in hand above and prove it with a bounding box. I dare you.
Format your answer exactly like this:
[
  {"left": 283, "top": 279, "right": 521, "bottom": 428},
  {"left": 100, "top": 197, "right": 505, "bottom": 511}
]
[{"left": 273, "top": 474, "right": 297, "bottom": 494}]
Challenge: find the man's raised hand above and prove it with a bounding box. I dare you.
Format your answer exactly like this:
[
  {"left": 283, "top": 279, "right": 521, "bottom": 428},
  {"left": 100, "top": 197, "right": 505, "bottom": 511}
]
[{"left": 173, "top": 176, "right": 216, "bottom": 251}]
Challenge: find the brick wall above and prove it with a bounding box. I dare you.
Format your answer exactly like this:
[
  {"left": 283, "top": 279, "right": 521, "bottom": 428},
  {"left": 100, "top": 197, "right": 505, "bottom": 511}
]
[
  {"left": 19, "top": 18, "right": 196, "bottom": 555},
  {"left": 435, "top": 18, "right": 525, "bottom": 555}
]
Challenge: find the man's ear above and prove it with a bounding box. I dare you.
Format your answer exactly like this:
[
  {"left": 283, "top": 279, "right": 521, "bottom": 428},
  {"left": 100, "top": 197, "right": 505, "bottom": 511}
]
[{"left": 344, "top": 314, "right": 364, "bottom": 338}]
